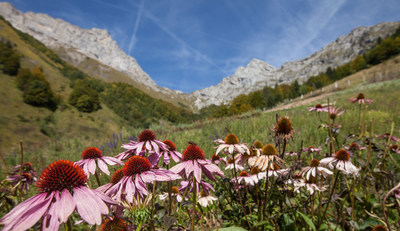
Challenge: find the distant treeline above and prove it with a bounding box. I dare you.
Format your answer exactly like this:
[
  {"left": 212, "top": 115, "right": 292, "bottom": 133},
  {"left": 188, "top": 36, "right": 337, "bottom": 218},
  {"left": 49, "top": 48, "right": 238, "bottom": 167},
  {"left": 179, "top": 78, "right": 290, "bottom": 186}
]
[{"left": 199, "top": 25, "right": 400, "bottom": 118}]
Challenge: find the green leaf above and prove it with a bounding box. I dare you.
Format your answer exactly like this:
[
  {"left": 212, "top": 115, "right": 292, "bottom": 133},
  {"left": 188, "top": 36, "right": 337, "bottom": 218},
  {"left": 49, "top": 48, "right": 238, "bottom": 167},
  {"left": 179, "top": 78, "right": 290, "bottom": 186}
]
[{"left": 297, "top": 211, "right": 316, "bottom": 231}]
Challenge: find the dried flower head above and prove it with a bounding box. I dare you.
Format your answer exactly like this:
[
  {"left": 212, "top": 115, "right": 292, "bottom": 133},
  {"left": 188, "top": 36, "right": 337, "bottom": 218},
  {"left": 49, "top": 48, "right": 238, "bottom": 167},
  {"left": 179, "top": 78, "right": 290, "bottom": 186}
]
[
  {"left": 274, "top": 116, "right": 294, "bottom": 140},
  {"left": 372, "top": 225, "right": 387, "bottom": 231}
]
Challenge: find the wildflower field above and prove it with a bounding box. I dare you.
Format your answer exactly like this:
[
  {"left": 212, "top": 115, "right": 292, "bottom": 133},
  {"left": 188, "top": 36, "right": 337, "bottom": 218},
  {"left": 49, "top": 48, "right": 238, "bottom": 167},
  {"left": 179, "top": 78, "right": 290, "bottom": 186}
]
[{"left": 1, "top": 78, "right": 400, "bottom": 231}]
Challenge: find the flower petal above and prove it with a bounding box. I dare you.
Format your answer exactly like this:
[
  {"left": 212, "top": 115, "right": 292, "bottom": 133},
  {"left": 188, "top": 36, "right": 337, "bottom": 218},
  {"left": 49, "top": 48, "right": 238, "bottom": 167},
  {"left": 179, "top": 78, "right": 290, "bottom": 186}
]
[
  {"left": 97, "top": 159, "right": 110, "bottom": 175},
  {"left": 55, "top": 189, "right": 75, "bottom": 223},
  {"left": 88, "top": 159, "right": 96, "bottom": 175},
  {"left": 74, "top": 187, "right": 102, "bottom": 225}
]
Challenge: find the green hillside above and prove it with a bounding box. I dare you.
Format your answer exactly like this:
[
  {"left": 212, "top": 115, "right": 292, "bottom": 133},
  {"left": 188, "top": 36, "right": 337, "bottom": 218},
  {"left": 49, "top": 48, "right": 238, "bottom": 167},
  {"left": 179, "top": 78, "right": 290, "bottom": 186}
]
[{"left": 0, "top": 17, "right": 194, "bottom": 154}]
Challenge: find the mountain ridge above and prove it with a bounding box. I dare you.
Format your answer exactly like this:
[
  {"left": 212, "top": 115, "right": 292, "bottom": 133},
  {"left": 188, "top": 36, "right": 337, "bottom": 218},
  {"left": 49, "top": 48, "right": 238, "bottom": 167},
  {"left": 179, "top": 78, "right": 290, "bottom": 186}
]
[{"left": 1, "top": 1, "right": 399, "bottom": 109}]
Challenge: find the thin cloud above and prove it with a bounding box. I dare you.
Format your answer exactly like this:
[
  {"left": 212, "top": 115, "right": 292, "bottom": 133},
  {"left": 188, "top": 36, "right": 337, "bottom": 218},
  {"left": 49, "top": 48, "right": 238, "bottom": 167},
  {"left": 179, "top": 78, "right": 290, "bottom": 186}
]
[{"left": 128, "top": 0, "right": 145, "bottom": 54}]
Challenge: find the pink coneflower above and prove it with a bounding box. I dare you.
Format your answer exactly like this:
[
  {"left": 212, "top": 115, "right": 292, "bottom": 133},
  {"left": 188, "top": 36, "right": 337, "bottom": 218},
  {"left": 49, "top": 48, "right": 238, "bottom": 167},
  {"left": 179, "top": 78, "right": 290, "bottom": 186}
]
[
  {"left": 10, "top": 162, "right": 36, "bottom": 176},
  {"left": 302, "top": 146, "right": 322, "bottom": 153},
  {"left": 328, "top": 106, "right": 345, "bottom": 120},
  {"left": 265, "top": 163, "right": 290, "bottom": 178},
  {"left": 376, "top": 133, "right": 400, "bottom": 142},
  {"left": 294, "top": 177, "right": 328, "bottom": 195},
  {"left": 225, "top": 157, "right": 244, "bottom": 171},
  {"left": 250, "top": 144, "right": 284, "bottom": 171},
  {"left": 232, "top": 170, "right": 259, "bottom": 186},
  {"left": 0, "top": 160, "right": 116, "bottom": 231},
  {"left": 395, "top": 189, "right": 400, "bottom": 199},
  {"left": 170, "top": 143, "right": 224, "bottom": 183},
  {"left": 299, "top": 159, "right": 333, "bottom": 181},
  {"left": 100, "top": 216, "right": 128, "bottom": 231},
  {"left": 198, "top": 190, "right": 217, "bottom": 207},
  {"left": 215, "top": 133, "right": 249, "bottom": 155},
  {"left": 179, "top": 179, "right": 215, "bottom": 195},
  {"left": 389, "top": 144, "right": 400, "bottom": 154},
  {"left": 6, "top": 172, "right": 36, "bottom": 192},
  {"left": 343, "top": 143, "right": 367, "bottom": 155},
  {"left": 97, "top": 168, "right": 125, "bottom": 196},
  {"left": 309, "top": 103, "right": 329, "bottom": 112},
  {"left": 148, "top": 140, "right": 182, "bottom": 166},
  {"left": 211, "top": 153, "right": 226, "bottom": 165},
  {"left": 107, "top": 156, "right": 180, "bottom": 201},
  {"left": 116, "top": 130, "right": 168, "bottom": 161},
  {"left": 285, "top": 150, "right": 298, "bottom": 156},
  {"left": 348, "top": 93, "right": 373, "bottom": 104},
  {"left": 159, "top": 186, "right": 184, "bottom": 203},
  {"left": 75, "top": 147, "right": 123, "bottom": 176},
  {"left": 320, "top": 149, "right": 360, "bottom": 174}
]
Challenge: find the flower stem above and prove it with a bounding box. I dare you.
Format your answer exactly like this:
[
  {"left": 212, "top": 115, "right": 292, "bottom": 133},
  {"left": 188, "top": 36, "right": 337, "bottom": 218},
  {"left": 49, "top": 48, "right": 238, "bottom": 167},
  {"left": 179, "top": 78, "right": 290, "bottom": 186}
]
[
  {"left": 232, "top": 153, "right": 253, "bottom": 231},
  {"left": 191, "top": 174, "right": 196, "bottom": 231},
  {"left": 382, "top": 182, "right": 400, "bottom": 231},
  {"left": 94, "top": 169, "right": 101, "bottom": 187},
  {"left": 382, "top": 122, "right": 395, "bottom": 171},
  {"left": 366, "top": 119, "right": 374, "bottom": 169},
  {"left": 19, "top": 141, "right": 24, "bottom": 175},
  {"left": 317, "top": 169, "right": 340, "bottom": 229},
  {"left": 0, "top": 151, "right": 8, "bottom": 175}
]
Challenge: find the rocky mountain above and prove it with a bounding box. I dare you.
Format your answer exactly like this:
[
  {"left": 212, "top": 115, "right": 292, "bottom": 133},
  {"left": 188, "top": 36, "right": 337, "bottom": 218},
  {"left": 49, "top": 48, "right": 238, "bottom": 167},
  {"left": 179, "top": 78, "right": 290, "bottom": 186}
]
[
  {"left": 0, "top": 2, "right": 192, "bottom": 107},
  {"left": 1, "top": 2, "right": 399, "bottom": 109},
  {"left": 191, "top": 21, "right": 400, "bottom": 108}
]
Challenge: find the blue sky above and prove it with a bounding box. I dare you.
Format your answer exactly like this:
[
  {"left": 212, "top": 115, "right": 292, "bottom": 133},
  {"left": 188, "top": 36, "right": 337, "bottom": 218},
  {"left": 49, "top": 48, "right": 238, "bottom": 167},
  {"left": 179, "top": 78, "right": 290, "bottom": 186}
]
[{"left": 6, "top": 0, "right": 400, "bottom": 93}]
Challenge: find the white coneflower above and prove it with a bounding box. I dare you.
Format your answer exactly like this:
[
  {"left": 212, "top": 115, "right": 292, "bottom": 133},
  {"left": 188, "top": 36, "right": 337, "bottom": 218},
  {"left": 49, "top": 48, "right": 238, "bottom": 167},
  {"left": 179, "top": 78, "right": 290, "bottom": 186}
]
[
  {"left": 299, "top": 159, "right": 333, "bottom": 181},
  {"left": 320, "top": 149, "right": 360, "bottom": 175},
  {"left": 250, "top": 144, "right": 284, "bottom": 171}
]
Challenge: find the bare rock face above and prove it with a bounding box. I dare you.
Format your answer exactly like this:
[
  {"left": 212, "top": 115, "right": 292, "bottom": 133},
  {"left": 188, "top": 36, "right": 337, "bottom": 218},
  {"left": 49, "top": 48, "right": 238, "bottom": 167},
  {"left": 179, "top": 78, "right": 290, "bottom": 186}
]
[
  {"left": 1, "top": 2, "right": 399, "bottom": 110},
  {"left": 0, "top": 2, "right": 163, "bottom": 93},
  {"left": 190, "top": 21, "right": 400, "bottom": 108}
]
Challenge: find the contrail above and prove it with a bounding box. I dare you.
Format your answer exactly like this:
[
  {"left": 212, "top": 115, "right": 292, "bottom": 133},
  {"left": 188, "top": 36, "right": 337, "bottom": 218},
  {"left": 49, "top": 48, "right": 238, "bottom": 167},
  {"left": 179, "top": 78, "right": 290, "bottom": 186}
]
[{"left": 128, "top": 0, "right": 145, "bottom": 54}]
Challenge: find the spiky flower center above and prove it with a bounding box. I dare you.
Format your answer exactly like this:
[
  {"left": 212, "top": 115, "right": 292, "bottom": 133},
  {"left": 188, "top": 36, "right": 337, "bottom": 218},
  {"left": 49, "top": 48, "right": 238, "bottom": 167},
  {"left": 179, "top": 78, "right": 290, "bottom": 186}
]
[
  {"left": 253, "top": 140, "right": 263, "bottom": 149},
  {"left": 239, "top": 171, "right": 249, "bottom": 177},
  {"left": 269, "top": 163, "right": 280, "bottom": 171},
  {"left": 172, "top": 186, "right": 180, "bottom": 194},
  {"left": 22, "top": 162, "right": 33, "bottom": 172},
  {"left": 356, "top": 93, "right": 365, "bottom": 100},
  {"left": 250, "top": 167, "right": 260, "bottom": 175},
  {"left": 22, "top": 173, "right": 32, "bottom": 181},
  {"left": 309, "top": 159, "right": 320, "bottom": 167},
  {"left": 182, "top": 144, "right": 205, "bottom": 161},
  {"left": 372, "top": 225, "right": 387, "bottom": 231},
  {"left": 100, "top": 216, "right": 128, "bottom": 231},
  {"left": 123, "top": 156, "right": 151, "bottom": 176},
  {"left": 37, "top": 160, "right": 87, "bottom": 192},
  {"left": 276, "top": 117, "right": 293, "bottom": 135},
  {"left": 111, "top": 168, "right": 124, "bottom": 185},
  {"left": 315, "top": 104, "right": 323, "bottom": 108},
  {"left": 335, "top": 149, "right": 350, "bottom": 161},
  {"left": 330, "top": 113, "right": 337, "bottom": 120},
  {"left": 138, "top": 130, "right": 156, "bottom": 142},
  {"left": 262, "top": 144, "right": 277, "bottom": 156},
  {"left": 391, "top": 144, "right": 399, "bottom": 150},
  {"left": 200, "top": 190, "right": 208, "bottom": 197},
  {"left": 162, "top": 140, "right": 176, "bottom": 151},
  {"left": 211, "top": 153, "right": 220, "bottom": 162},
  {"left": 225, "top": 133, "right": 240, "bottom": 144},
  {"left": 227, "top": 157, "right": 234, "bottom": 164},
  {"left": 81, "top": 147, "right": 103, "bottom": 159},
  {"left": 349, "top": 143, "right": 359, "bottom": 150}
]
